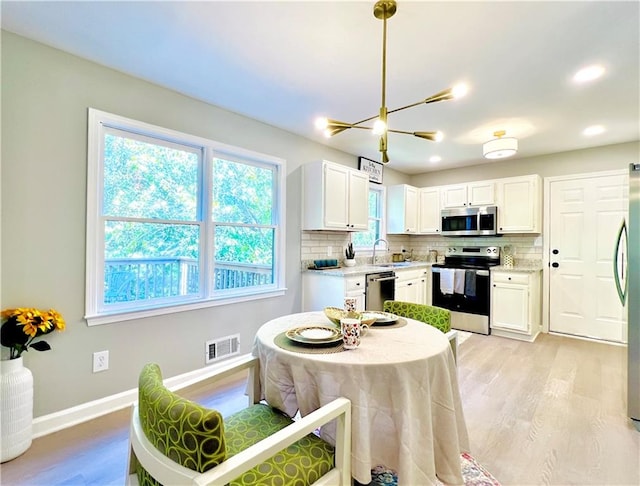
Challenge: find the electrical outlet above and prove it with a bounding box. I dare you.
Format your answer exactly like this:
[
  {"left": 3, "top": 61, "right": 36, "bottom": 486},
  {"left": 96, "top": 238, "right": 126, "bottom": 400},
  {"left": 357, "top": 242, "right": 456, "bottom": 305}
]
[{"left": 93, "top": 350, "right": 109, "bottom": 373}]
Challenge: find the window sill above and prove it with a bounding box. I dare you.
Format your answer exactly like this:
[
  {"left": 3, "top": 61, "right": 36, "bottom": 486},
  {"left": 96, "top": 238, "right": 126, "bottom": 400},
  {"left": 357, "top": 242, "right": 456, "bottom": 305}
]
[{"left": 85, "top": 288, "right": 287, "bottom": 326}]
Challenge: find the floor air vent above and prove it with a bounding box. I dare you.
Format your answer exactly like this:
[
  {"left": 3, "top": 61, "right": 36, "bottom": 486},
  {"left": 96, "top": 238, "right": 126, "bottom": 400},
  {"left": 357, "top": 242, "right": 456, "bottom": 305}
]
[{"left": 205, "top": 334, "right": 240, "bottom": 364}]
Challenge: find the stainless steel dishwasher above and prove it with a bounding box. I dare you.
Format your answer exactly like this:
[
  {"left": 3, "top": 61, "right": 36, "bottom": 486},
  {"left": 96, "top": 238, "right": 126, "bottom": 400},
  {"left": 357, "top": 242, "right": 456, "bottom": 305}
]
[{"left": 365, "top": 271, "right": 397, "bottom": 311}]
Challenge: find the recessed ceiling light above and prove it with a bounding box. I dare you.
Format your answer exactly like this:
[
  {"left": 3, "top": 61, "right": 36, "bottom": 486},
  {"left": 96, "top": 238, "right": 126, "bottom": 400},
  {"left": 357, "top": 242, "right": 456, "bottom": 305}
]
[
  {"left": 429, "top": 156, "right": 441, "bottom": 163},
  {"left": 583, "top": 125, "right": 605, "bottom": 136},
  {"left": 573, "top": 65, "right": 605, "bottom": 83}
]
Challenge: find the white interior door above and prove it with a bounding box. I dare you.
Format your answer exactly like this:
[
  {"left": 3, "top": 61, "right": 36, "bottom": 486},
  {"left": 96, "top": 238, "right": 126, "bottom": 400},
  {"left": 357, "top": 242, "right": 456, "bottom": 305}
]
[{"left": 548, "top": 173, "right": 628, "bottom": 342}]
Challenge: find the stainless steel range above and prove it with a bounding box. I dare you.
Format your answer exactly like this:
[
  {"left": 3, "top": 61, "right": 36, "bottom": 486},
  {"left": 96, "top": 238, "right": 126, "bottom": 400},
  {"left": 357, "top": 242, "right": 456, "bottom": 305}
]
[{"left": 431, "top": 246, "right": 500, "bottom": 335}]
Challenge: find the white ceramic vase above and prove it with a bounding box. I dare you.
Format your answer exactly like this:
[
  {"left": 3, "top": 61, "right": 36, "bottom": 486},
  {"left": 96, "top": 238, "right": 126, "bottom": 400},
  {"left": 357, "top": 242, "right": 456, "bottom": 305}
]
[
  {"left": 1, "top": 357, "right": 33, "bottom": 462},
  {"left": 344, "top": 259, "right": 356, "bottom": 267}
]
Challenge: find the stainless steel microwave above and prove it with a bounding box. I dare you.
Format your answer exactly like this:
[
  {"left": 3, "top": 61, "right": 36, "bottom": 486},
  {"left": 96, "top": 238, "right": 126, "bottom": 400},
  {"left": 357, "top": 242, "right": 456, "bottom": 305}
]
[{"left": 440, "top": 206, "right": 498, "bottom": 236}]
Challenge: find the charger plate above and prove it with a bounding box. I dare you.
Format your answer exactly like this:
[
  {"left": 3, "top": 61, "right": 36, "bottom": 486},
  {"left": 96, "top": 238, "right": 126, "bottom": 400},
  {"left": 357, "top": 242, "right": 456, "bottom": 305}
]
[
  {"left": 286, "top": 325, "right": 342, "bottom": 345},
  {"left": 274, "top": 332, "right": 344, "bottom": 354}
]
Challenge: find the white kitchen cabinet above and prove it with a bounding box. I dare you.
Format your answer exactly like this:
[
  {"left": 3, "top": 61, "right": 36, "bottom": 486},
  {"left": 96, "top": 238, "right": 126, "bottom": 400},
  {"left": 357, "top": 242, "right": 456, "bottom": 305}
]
[
  {"left": 418, "top": 187, "right": 441, "bottom": 234},
  {"left": 394, "top": 267, "right": 426, "bottom": 305},
  {"left": 303, "top": 160, "right": 369, "bottom": 231},
  {"left": 490, "top": 270, "right": 541, "bottom": 341},
  {"left": 441, "top": 181, "right": 495, "bottom": 208},
  {"left": 302, "top": 272, "right": 366, "bottom": 311},
  {"left": 387, "top": 184, "right": 419, "bottom": 234},
  {"left": 422, "top": 267, "right": 432, "bottom": 306},
  {"left": 495, "top": 174, "right": 542, "bottom": 233}
]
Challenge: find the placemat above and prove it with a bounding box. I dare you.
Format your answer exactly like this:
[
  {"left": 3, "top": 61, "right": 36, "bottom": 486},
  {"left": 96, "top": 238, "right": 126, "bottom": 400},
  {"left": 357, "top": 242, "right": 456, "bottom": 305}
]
[
  {"left": 274, "top": 332, "right": 345, "bottom": 354},
  {"left": 370, "top": 317, "right": 407, "bottom": 329}
]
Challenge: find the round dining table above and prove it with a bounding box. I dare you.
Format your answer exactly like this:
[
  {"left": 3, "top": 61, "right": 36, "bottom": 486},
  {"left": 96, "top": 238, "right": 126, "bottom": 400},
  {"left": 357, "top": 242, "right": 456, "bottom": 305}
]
[{"left": 252, "top": 311, "right": 469, "bottom": 486}]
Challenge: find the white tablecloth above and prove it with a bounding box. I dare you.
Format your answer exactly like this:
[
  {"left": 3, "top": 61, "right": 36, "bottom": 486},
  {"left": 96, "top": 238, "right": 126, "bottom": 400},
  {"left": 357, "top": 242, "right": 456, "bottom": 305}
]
[{"left": 252, "top": 311, "right": 469, "bottom": 486}]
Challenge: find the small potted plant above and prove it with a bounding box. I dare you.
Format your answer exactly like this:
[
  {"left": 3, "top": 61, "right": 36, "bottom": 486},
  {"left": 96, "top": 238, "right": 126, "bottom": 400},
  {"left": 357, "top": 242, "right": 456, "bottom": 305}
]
[{"left": 344, "top": 243, "right": 356, "bottom": 267}]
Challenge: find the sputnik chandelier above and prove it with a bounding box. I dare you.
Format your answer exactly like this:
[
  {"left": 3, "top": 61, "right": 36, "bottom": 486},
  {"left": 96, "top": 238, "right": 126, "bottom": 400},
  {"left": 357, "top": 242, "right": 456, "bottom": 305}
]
[{"left": 315, "top": 0, "right": 468, "bottom": 164}]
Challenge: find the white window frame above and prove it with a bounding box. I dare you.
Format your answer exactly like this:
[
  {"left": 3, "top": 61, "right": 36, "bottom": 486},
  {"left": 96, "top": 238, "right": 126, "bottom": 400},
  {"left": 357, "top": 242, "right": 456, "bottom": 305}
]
[
  {"left": 353, "top": 183, "right": 387, "bottom": 253},
  {"left": 85, "top": 108, "right": 286, "bottom": 325}
]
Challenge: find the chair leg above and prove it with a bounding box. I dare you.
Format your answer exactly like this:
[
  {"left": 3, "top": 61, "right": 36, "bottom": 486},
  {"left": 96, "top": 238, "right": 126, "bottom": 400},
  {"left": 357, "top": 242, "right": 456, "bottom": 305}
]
[{"left": 445, "top": 330, "right": 458, "bottom": 363}]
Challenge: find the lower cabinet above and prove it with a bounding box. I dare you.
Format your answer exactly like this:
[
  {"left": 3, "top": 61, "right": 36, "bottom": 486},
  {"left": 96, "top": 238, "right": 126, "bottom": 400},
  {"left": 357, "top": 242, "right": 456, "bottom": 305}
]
[
  {"left": 302, "top": 273, "right": 366, "bottom": 311},
  {"left": 490, "top": 270, "right": 541, "bottom": 341},
  {"left": 394, "top": 268, "right": 427, "bottom": 305}
]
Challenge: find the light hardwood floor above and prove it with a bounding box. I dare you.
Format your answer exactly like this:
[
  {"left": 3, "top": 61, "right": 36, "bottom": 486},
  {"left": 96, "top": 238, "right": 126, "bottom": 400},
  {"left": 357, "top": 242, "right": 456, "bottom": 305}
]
[{"left": 1, "top": 333, "right": 639, "bottom": 485}]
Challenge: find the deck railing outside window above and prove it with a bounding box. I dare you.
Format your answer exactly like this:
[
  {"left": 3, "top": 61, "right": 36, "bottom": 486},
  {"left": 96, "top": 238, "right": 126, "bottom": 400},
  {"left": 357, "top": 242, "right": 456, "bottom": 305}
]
[{"left": 104, "top": 258, "right": 272, "bottom": 303}]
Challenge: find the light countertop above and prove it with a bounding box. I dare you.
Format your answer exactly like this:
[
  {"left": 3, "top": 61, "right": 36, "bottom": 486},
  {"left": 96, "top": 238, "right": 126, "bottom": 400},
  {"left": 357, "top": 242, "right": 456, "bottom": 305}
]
[
  {"left": 305, "top": 261, "right": 433, "bottom": 277},
  {"left": 492, "top": 265, "right": 543, "bottom": 273}
]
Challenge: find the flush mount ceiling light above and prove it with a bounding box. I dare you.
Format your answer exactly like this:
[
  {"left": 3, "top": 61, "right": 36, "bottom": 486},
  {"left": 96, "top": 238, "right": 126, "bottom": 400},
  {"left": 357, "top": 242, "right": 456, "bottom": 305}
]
[
  {"left": 483, "top": 130, "right": 518, "bottom": 159},
  {"left": 315, "top": 0, "right": 468, "bottom": 164}
]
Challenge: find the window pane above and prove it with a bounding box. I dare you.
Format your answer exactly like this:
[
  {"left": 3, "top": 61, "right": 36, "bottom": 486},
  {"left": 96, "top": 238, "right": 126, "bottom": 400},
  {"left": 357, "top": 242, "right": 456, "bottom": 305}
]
[
  {"left": 352, "top": 219, "right": 380, "bottom": 248},
  {"left": 211, "top": 158, "right": 273, "bottom": 224},
  {"left": 213, "top": 226, "right": 274, "bottom": 290},
  {"left": 353, "top": 188, "right": 383, "bottom": 248},
  {"left": 103, "top": 132, "right": 198, "bottom": 220},
  {"left": 104, "top": 221, "right": 199, "bottom": 304},
  {"left": 369, "top": 190, "right": 380, "bottom": 218}
]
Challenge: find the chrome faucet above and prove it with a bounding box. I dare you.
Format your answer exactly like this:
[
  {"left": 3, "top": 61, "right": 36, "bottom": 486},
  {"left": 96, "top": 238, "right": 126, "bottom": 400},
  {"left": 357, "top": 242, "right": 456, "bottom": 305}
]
[{"left": 372, "top": 238, "right": 389, "bottom": 265}]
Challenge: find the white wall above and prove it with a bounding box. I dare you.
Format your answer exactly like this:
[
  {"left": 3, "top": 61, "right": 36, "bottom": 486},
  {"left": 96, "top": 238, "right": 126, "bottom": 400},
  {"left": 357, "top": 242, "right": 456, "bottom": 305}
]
[{"left": 0, "top": 31, "right": 411, "bottom": 417}]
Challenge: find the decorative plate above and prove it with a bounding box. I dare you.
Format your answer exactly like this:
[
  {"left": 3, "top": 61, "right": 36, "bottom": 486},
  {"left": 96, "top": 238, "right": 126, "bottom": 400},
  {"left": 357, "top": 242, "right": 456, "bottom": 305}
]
[
  {"left": 361, "top": 311, "right": 399, "bottom": 325},
  {"left": 286, "top": 325, "right": 342, "bottom": 345}
]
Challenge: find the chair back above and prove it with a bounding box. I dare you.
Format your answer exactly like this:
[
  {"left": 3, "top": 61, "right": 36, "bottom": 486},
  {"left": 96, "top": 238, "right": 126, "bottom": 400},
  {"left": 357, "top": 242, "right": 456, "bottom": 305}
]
[
  {"left": 383, "top": 301, "right": 451, "bottom": 333},
  {"left": 136, "top": 363, "right": 226, "bottom": 482}
]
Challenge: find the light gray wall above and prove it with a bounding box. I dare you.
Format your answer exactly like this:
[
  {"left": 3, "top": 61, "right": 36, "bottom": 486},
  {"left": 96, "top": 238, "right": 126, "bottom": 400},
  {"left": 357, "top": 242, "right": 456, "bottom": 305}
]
[
  {"left": 0, "top": 31, "right": 410, "bottom": 416},
  {"left": 410, "top": 141, "right": 638, "bottom": 187}
]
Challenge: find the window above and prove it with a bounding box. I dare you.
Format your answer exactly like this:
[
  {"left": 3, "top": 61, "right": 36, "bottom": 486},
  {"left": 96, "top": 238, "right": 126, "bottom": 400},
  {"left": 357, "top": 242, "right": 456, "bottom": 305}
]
[
  {"left": 352, "top": 184, "right": 386, "bottom": 250},
  {"left": 86, "top": 109, "right": 285, "bottom": 325}
]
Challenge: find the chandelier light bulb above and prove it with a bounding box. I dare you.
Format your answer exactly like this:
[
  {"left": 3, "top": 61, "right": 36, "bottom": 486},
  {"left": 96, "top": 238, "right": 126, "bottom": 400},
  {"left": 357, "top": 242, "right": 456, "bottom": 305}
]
[
  {"left": 451, "top": 83, "right": 469, "bottom": 99},
  {"left": 315, "top": 117, "right": 329, "bottom": 130},
  {"left": 434, "top": 131, "right": 444, "bottom": 142},
  {"left": 372, "top": 119, "right": 387, "bottom": 135}
]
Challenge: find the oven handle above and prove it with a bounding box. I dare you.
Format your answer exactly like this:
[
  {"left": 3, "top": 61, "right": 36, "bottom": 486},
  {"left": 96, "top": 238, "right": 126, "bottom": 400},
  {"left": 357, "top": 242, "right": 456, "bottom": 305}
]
[
  {"left": 369, "top": 276, "right": 399, "bottom": 282},
  {"left": 431, "top": 268, "right": 489, "bottom": 277}
]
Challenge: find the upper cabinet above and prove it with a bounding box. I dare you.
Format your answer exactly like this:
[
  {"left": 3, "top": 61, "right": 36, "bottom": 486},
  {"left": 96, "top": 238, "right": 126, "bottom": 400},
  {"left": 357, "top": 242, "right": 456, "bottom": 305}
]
[
  {"left": 418, "top": 186, "right": 441, "bottom": 234},
  {"left": 495, "top": 175, "right": 542, "bottom": 233},
  {"left": 303, "top": 160, "right": 369, "bottom": 231},
  {"left": 441, "top": 181, "right": 495, "bottom": 208},
  {"left": 387, "top": 184, "right": 419, "bottom": 234}
]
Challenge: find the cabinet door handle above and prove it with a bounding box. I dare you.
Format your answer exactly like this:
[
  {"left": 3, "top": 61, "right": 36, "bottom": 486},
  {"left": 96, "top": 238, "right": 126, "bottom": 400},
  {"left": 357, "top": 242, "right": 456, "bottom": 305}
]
[{"left": 551, "top": 262, "right": 559, "bottom": 268}]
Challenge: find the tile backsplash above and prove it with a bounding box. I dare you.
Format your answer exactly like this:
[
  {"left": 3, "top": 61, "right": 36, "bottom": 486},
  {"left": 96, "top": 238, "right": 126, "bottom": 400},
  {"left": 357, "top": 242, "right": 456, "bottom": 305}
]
[{"left": 301, "top": 231, "right": 543, "bottom": 269}]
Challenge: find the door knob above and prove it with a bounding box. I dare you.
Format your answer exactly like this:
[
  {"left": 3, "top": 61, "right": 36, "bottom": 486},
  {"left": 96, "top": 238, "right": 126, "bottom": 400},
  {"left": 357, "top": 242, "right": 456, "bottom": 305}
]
[
  {"left": 552, "top": 249, "right": 559, "bottom": 255},
  {"left": 552, "top": 262, "right": 559, "bottom": 268}
]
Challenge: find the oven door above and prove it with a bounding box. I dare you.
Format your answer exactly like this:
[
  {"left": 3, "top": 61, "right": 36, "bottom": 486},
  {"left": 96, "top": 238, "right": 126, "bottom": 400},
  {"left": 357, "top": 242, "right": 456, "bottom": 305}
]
[{"left": 431, "top": 267, "right": 490, "bottom": 316}]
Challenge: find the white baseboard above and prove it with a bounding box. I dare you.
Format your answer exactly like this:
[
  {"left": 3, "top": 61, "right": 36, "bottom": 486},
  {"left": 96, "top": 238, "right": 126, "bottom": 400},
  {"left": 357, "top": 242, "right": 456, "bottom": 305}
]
[{"left": 32, "top": 354, "right": 253, "bottom": 439}]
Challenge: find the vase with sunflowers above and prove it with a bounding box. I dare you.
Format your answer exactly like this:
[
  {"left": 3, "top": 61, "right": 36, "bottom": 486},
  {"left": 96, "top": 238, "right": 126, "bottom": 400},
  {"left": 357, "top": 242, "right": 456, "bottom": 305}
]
[
  {"left": 1, "top": 308, "right": 66, "bottom": 360},
  {"left": 1, "top": 307, "right": 65, "bottom": 462}
]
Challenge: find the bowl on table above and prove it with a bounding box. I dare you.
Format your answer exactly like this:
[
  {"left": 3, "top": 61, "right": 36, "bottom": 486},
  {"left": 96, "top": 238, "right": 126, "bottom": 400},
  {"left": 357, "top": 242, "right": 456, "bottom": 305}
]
[{"left": 323, "top": 307, "right": 377, "bottom": 326}]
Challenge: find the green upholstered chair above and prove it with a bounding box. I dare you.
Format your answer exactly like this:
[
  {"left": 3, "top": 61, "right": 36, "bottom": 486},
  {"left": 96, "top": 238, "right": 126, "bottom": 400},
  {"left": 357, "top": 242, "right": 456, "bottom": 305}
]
[
  {"left": 126, "top": 356, "right": 351, "bottom": 486},
  {"left": 383, "top": 300, "right": 458, "bottom": 362}
]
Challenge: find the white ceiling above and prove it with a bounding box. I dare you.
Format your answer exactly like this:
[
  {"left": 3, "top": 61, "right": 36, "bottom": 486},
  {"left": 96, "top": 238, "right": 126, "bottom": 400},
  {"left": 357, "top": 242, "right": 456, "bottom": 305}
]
[{"left": 2, "top": 1, "right": 639, "bottom": 175}]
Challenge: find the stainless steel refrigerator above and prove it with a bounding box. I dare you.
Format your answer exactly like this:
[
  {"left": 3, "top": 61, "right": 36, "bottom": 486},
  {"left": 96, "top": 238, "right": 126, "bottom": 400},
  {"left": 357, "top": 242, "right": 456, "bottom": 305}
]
[{"left": 627, "top": 163, "right": 640, "bottom": 430}]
